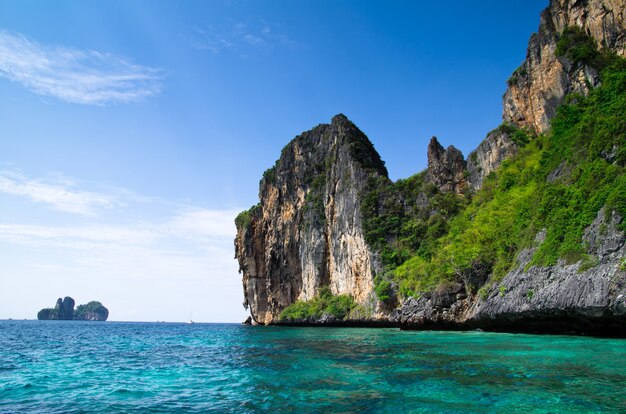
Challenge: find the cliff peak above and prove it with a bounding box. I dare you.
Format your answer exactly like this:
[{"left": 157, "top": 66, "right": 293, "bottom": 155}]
[
  {"left": 426, "top": 136, "right": 467, "bottom": 194},
  {"left": 331, "top": 113, "right": 350, "bottom": 125}
]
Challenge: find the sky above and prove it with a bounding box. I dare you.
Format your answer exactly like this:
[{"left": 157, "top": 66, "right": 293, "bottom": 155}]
[{"left": 0, "top": 0, "right": 547, "bottom": 322}]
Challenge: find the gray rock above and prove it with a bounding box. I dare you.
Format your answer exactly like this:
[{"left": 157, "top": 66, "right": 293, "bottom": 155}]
[
  {"left": 467, "top": 128, "right": 518, "bottom": 190},
  {"left": 235, "top": 114, "right": 387, "bottom": 324},
  {"left": 426, "top": 137, "right": 467, "bottom": 194}
]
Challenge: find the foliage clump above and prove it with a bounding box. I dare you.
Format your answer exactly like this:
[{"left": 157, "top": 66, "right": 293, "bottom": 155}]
[
  {"left": 374, "top": 278, "right": 393, "bottom": 303},
  {"left": 279, "top": 287, "right": 360, "bottom": 321},
  {"left": 555, "top": 26, "right": 603, "bottom": 68},
  {"left": 262, "top": 166, "right": 277, "bottom": 184},
  {"left": 361, "top": 173, "right": 467, "bottom": 270},
  {"left": 507, "top": 65, "right": 528, "bottom": 86},
  {"left": 235, "top": 204, "right": 260, "bottom": 229},
  {"left": 491, "top": 123, "right": 536, "bottom": 147}
]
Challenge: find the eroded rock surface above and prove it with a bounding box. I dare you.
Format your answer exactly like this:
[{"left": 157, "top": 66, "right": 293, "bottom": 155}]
[
  {"left": 503, "top": 0, "right": 626, "bottom": 132},
  {"left": 235, "top": 114, "right": 387, "bottom": 324}
]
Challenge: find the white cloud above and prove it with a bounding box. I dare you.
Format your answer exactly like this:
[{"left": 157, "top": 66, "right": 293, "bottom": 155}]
[
  {"left": 190, "top": 21, "right": 298, "bottom": 54},
  {"left": 0, "top": 207, "right": 238, "bottom": 251},
  {"left": 0, "top": 223, "right": 159, "bottom": 248},
  {"left": 0, "top": 30, "right": 163, "bottom": 104},
  {"left": 168, "top": 208, "right": 238, "bottom": 240},
  {"left": 0, "top": 172, "right": 122, "bottom": 216}
]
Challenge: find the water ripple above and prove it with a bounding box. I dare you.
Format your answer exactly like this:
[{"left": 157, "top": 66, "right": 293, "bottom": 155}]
[{"left": 0, "top": 321, "right": 624, "bottom": 413}]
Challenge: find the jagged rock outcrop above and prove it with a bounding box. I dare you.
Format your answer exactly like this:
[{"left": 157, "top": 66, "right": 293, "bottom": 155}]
[
  {"left": 235, "top": 114, "right": 388, "bottom": 325},
  {"left": 503, "top": 0, "right": 626, "bottom": 132},
  {"left": 426, "top": 137, "right": 467, "bottom": 194},
  {"left": 37, "top": 297, "right": 109, "bottom": 321}
]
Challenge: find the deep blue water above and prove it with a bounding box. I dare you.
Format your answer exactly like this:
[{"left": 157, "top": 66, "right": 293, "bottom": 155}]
[{"left": 0, "top": 321, "right": 624, "bottom": 413}]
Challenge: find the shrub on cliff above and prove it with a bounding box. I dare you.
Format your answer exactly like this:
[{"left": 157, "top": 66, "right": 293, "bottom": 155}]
[
  {"left": 279, "top": 287, "right": 358, "bottom": 321},
  {"left": 555, "top": 26, "right": 601, "bottom": 67}
]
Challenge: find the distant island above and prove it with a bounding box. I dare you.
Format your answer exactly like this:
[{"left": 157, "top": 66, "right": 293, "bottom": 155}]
[{"left": 37, "top": 297, "right": 109, "bottom": 321}]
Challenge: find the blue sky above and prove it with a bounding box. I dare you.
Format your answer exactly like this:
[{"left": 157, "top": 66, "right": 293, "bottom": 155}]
[{"left": 0, "top": 0, "right": 547, "bottom": 322}]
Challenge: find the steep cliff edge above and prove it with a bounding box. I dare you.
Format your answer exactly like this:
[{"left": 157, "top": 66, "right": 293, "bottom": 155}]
[
  {"left": 504, "top": 0, "right": 626, "bottom": 133},
  {"left": 235, "top": 115, "right": 388, "bottom": 324}
]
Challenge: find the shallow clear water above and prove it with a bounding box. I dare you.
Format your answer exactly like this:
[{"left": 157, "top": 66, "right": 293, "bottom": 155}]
[{"left": 0, "top": 321, "right": 624, "bottom": 413}]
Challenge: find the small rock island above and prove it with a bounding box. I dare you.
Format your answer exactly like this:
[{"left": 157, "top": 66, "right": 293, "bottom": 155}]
[{"left": 37, "top": 297, "right": 109, "bottom": 321}]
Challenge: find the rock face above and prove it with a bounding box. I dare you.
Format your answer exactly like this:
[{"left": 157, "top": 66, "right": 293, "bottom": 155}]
[
  {"left": 426, "top": 137, "right": 467, "bottom": 194},
  {"left": 56, "top": 297, "right": 75, "bottom": 320},
  {"left": 394, "top": 209, "right": 626, "bottom": 336},
  {"left": 466, "top": 128, "right": 519, "bottom": 190},
  {"left": 235, "top": 114, "right": 388, "bottom": 325},
  {"left": 503, "top": 0, "right": 626, "bottom": 132},
  {"left": 37, "top": 297, "right": 109, "bottom": 321}
]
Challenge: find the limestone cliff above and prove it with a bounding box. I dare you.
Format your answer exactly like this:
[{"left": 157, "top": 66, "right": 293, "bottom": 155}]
[
  {"left": 234, "top": 0, "right": 626, "bottom": 335},
  {"left": 466, "top": 127, "right": 519, "bottom": 190},
  {"left": 503, "top": 0, "right": 626, "bottom": 132},
  {"left": 235, "top": 114, "right": 388, "bottom": 324}
]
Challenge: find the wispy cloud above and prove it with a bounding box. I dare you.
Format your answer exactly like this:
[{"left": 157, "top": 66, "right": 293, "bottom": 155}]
[
  {"left": 190, "top": 20, "right": 298, "bottom": 54},
  {"left": 168, "top": 208, "right": 239, "bottom": 240},
  {"left": 0, "top": 171, "right": 122, "bottom": 216},
  {"left": 0, "top": 209, "right": 238, "bottom": 248},
  {"left": 0, "top": 30, "right": 163, "bottom": 104},
  {"left": 0, "top": 169, "right": 245, "bottom": 321}
]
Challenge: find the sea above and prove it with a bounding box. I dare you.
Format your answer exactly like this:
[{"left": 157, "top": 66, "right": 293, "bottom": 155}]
[{"left": 0, "top": 320, "right": 624, "bottom": 413}]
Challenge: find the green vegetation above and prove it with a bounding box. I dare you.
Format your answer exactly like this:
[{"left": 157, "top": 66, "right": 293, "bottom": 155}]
[
  {"left": 262, "top": 166, "right": 277, "bottom": 184},
  {"left": 507, "top": 65, "right": 528, "bottom": 86},
  {"left": 74, "top": 301, "right": 109, "bottom": 320},
  {"left": 478, "top": 286, "right": 490, "bottom": 300},
  {"left": 235, "top": 204, "right": 260, "bottom": 229},
  {"left": 490, "top": 122, "right": 536, "bottom": 147},
  {"left": 361, "top": 173, "right": 467, "bottom": 270},
  {"left": 279, "top": 287, "right": 360, "bottom": 321},
  {"left": 555, "top": 26, "right": 604, "bottom": 68},
  {"left": 348, "top": 129, "right": 388, "bottom": 176},
  {"left": 374, "top": 278, "right": 392, "bottom": 303},
  {"left": 303, "top": 172, "right": 326, "bottom": 224},
  {"left": 37, "top": 308, "right": 59, "bottom": 320},
  {"left": 366, "top": 54, "right": 625, "bottom": 300}
]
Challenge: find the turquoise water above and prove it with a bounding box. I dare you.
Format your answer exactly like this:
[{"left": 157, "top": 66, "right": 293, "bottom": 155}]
[{"left": 0, "top": 321, "right": 624, "bottom": 413}]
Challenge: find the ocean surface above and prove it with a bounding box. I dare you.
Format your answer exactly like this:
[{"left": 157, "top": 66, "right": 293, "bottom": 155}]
[{"left": 0, "top": 321, "right": 624, "bottom": 413}]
